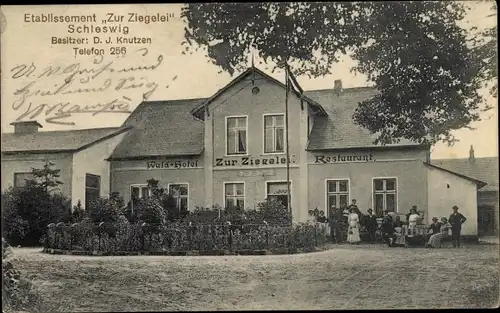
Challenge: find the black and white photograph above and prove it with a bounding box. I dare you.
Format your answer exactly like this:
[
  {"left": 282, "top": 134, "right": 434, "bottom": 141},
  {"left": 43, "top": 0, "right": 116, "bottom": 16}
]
[{"left": 1, "top": 2, "right": 498, "bottom": 311}]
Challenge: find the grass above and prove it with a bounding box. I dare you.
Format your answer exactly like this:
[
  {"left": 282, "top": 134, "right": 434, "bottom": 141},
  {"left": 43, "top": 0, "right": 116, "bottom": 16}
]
[{"left": 10, "top": 243, "right": 500, "bottom": 311}]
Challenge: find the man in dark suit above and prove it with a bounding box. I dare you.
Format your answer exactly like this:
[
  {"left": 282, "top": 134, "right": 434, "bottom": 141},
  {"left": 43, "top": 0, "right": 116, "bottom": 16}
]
[
  {"left": 366, "top": 208, "right": 378, "bottom": 243},
  {"left": 449, "top": 205, "right": 467, "bottom": 248}
]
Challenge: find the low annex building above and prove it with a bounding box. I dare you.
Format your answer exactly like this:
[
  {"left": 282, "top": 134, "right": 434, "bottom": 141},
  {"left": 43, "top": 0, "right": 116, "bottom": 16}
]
[
  {"left": 1, "top": 67, "right": 488, "bottom": 239},
  {"left": 1, "top": 121, "right": 130, "bottom": 209}
]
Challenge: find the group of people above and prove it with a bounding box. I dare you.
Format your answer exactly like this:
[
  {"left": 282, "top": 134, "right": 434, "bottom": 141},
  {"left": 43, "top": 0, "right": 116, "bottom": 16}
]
[
  {"left": 308, "top": 199, "right": 369, "bottom": 244},
  {"left": 308, "top": 200, "right": 468, "bottom": 248}
]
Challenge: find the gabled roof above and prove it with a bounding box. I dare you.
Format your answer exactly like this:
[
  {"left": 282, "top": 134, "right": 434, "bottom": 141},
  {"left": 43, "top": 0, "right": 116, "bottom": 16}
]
[
  {"left": 109, "top": 99, "right": 206, "bottom": 160},
  {"left": 424, "top": 162, "right": 488, "bottom": 189},
  {"left": 431, "top": 157, "right": 498, "bottom": 192},
  {"left": 190, "top": 67, "right": 327, "bottom": 120},
  {"left": 1, "top": 126, "right": 130, "bottom": 154},
  {"left": 304, "top": 87, "right": 422, "bottom": 150}
]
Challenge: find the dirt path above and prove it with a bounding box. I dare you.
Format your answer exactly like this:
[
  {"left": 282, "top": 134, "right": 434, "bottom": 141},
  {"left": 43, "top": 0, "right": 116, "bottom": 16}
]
[{"left": 11, "top": 244, "right": 500, "bottom": 311}]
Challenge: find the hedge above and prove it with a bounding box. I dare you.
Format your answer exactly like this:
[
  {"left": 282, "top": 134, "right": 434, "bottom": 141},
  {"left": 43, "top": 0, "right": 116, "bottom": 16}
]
[{"left": 43, "top": 219, "right": 328, "bottom": 254}]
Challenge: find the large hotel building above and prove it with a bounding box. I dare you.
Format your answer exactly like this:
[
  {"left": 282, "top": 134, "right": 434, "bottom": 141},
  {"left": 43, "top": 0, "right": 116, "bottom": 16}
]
[{"left": 2, "top": 67, "right": 490, "bottom": 239}]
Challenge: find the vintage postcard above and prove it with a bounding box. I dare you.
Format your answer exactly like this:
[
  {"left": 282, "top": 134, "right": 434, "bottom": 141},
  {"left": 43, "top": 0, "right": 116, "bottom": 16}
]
[{"left": 1, "top": 2, "right": 498, "bottom": 311}]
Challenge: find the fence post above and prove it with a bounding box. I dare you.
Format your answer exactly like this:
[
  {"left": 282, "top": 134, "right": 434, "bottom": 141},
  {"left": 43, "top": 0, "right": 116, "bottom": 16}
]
[
  {"left": 227, "top": 222, "right": 232, "bottom": 252},
  {"left": 264, "top": 221, "right": 269, "bottom": 250},
  {"left": 314, "top": 224, "right": 317, "bottom": 247},
  {"left": 141, "top": 222, "right": 146, "bottom": 252}
]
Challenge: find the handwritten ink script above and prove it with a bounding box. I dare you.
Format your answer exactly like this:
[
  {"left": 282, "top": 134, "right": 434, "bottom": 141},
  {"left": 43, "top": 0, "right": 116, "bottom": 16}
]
[{"left": 9, "top": 48, "right": 164, "bottom": 125}]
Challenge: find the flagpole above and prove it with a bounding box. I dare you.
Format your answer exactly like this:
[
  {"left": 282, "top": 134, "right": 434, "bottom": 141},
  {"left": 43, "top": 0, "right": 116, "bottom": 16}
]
[{"left": 285, "top": 63, "right": 291, "bottom": 220}]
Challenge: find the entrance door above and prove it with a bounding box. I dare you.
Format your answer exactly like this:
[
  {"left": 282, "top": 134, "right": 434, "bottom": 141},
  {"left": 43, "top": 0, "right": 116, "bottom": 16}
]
[{"left": 478, "top": 205, "right": 496, "bottom": 236}]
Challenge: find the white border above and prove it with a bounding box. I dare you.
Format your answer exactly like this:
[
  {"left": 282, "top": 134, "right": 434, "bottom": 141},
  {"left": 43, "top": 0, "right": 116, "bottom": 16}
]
[
  {"left": 371, "top": 177, "right": 399, "bottom": 213},
  {"left": 324, "top": 178, "right": 351, "bottom": 214},
  {"left": 225, "top": 115, "right": 249, "bottom": 156},
  {"left": 167, "top": 182, "right": 190, "bottom": 212},
  {"left": 223, "top": 181, "right": 246, "bottom": 209},
  {"left": 262, "top": 113, "right": 286, "bottom": 155}
]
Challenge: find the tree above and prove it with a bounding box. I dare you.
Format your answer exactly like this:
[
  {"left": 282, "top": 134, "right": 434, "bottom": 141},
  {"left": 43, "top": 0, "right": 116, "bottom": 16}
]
[
  {"left": 470, "top": 1, "right": 497, "bottom": 98},
  {"left": 30, "top": 160, "right": 64, "bottom": 194},
  {"left": 182, "top": 2, "right": 487, "bottom": 145}
]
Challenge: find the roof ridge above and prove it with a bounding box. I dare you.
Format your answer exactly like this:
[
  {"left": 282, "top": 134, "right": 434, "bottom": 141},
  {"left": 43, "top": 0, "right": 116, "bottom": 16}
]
[
  {"left": 433, "top": 157, "right": 498, "bottom": 161},
  {"left": 3, "top": 126, "right": 125, "bottom": 135}
]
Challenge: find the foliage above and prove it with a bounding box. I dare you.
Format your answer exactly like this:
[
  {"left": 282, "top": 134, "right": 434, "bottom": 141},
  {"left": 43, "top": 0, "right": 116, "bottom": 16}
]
[
  {"left": 2, "top": 184, "right": 71, "bottom": 246},
  {"left": 44, "top": 221, "right": 327, "bottom": 253},
  {"left": 86, "top": 196, "right": 126, "bottom": 224},
  {"left": 30, "top": 159, "right": 64, "bottom": 194},
  {"left": 182, "top": 2, "right": 487, "bottom": 146},
  {"left": 2, "top": 238, "right": 42, "bottom": 312},
  {"left": 470, "top": 2, "right": 498, "bottom": 98},
  {"left": 71, "top": 200, "right": 86, "bottom": 223},
  {"left": 134, "top": 198, "right": 168, "bottom": 225}
]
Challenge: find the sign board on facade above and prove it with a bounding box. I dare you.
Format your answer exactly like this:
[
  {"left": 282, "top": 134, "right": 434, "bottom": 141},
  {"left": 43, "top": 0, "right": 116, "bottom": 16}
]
[
  {"left": 147, "top": 160, "right": 199, "bottom": 170},
  {"left": 237, "top": 170, "right": 276, "bottom": 177},
  {"left": 215, "top": 155, "right": 296, "bottom": 167},
  {"left": 314, "top": 153, "right": 374, "bottom": 164}
]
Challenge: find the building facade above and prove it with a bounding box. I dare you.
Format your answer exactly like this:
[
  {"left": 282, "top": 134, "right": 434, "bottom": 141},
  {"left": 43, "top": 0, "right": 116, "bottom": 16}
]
[
  {"left": 106, "top": 67, "right": 486, "bottom": 237},
  {"left": 432, "top": 148, "right": 499, "bottom": 237},
  {"left": 1, "top": 67, "right": 489, "bottom": 239},
  {"left": 1, "top": 121, "right": 130, "bottom": 209}
]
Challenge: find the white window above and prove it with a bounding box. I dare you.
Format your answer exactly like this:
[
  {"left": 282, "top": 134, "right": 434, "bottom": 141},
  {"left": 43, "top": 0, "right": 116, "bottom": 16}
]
[
  {"left": 168, "top": 183, "right": 189, "bottom": 211},
  {"left": 373, "top": 178, "right": 397, "bottom": 216},
  {"left": 266, "top": 181, "right": 291, "bottom": 209},
  {"left": 13, "top": 172, "right": 35, "bottom": 188},
  {"left": 264, "top": 114, "right": 285, "bottom": 153},
  {"left": 130, "top": 184, "right": 150, "bottom": 200},
  {"left": 224, "top": 182, "right": 245, "bottom": 209},
  {"left": 326, "top": 179, "right": 349, "bottom": 209},
  {"left": 226, "top": 116, "right": 247, "bottom": 155}
]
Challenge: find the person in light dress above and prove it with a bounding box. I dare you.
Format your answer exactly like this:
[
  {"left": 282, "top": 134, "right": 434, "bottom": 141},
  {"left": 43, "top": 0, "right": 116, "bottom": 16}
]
[{"left": 347, "top": 208, "right": 361, "bottom": 244}]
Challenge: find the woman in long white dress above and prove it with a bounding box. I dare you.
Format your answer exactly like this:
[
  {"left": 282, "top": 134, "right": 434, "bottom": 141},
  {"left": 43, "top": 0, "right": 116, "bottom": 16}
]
[
  {"left": 407, "top": 208, "right": 420, "bottom": 236},
  {"left": 347, "top": 209, "right": 361, "bottom": 244}
]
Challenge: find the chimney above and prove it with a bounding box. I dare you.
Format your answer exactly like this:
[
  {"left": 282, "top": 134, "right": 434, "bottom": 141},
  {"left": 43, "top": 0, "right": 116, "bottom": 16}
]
[
  {"left": 334, "top": 79, "right": 343, "bottom": 96},
  {"left": 469, "top": 145, "right": 475, "bottom": 162},
  {"left": 10, "top": 121, "right": 43, "bottom": 134}
]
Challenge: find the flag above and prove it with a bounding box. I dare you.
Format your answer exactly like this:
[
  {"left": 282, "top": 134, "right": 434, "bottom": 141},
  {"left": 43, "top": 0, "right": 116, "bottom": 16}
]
[
  {"left": 285, "top": 63, "right": 303, "bottom": 96},
  {"left": 251, "top": 52, "right": 256, "bottom": 85},
  {"left": 285, "top": 63, "right": 304, "bottom": 110}
]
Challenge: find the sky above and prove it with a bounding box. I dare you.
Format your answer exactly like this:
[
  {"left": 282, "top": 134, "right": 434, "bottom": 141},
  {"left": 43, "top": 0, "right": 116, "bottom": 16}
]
[{"left": 0, "top": 2, "right": 497, "bottom": 160}]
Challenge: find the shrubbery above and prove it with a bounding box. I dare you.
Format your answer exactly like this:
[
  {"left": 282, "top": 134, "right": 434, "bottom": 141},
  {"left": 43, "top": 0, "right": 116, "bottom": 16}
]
[
  {"left": 2, "top": 183, "right": 72, "bottom": 246},
  {"left": 44, "top": 221, "right": 327, "bottom": 253},
  {"left": 2, "top": 238, "right": 43, "bottom": 313}
]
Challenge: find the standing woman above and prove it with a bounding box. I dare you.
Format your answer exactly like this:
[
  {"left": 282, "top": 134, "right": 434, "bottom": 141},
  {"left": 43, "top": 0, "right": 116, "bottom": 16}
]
[
  {"left": 347, "top": 208, "right": 361, "bottom": 244},
  {"left": 407, "top": 207, "right": 420, "bottom": 236}
]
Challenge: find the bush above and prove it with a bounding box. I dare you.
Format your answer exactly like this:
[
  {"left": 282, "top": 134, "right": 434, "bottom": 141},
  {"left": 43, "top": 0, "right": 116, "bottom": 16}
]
[
  {"left": 45, "top": 220, "right": 327, "bottom": 253},
  {"left": 134, "top": 198, "right": 168, "bottom": 225},
  {"left": 87, "top": 195, "right": 126, "bottom": 224},
  {"left": 2, "top": 185, "right": 72, "bottom": 246},
  {"left": 2, "top": 237, "right": 43, "bottom": 312}
]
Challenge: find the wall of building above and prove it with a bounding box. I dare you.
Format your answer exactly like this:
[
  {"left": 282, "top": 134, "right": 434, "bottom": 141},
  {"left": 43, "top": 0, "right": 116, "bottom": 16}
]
[
  {"left": 1, "top": 152, "right": 73, "bottom": 196},
  {"left": 308, "top": 148, "right": 429, "bottom": 216},
  {"left": 209, "top": 74, "right": 303, "bottom": 167},
  {"left": 110, "top": 157, "right": 205, "bottom": 209},
  {"left": 427, "top": 167, "right": 478, "bottom": 237},
  {"left": 212, "top": 167, "right": 301, "bottom": 216},
  {"left": 72, "top": 132, "right": 128, "bottom": 209}
]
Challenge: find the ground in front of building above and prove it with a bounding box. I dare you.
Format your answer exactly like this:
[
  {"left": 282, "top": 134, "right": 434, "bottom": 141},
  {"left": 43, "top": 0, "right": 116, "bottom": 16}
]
[{"left": 11, "top": 244, "right": 499, "bottom": 311}]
